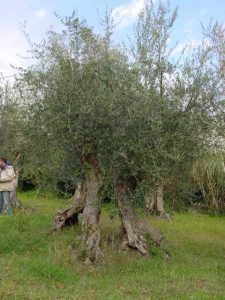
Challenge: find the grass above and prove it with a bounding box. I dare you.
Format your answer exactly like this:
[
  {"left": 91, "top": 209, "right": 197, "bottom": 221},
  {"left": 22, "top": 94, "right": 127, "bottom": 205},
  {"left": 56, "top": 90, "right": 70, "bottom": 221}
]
[{"left": 0, "top": 191, "right": 224, "bottom": 300}]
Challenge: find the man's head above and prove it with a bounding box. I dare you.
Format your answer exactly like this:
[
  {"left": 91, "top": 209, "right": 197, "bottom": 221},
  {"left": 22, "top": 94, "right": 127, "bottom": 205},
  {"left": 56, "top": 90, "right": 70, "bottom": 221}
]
[{"left": 0, "top": 157, "right": 7, "bottom": 167}]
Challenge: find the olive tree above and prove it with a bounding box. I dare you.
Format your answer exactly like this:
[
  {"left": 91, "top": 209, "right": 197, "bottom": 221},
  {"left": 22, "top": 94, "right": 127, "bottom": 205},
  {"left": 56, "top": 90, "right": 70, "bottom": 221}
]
[
  {"left": 17, "top": 12, "right": 164, "bottom": 261},
  {"left": 133, "top": 1, "right": 225, "bottom": 216},
  {"left": 16, "top": 2, "right": 224, "bottom": 261}
]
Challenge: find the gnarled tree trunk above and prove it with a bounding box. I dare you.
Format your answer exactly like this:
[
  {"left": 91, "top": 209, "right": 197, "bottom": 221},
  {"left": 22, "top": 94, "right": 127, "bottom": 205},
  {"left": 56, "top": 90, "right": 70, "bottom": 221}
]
[
  {"left": 82, "top": 168, "right": 103, "bottom": 262},
  {"left": 11, "top": 170, "right": 21, "bottom": 208},
  {"left": 116, "top": 180, "right": 163, "bottom": 256},
  {"left": 11, "top": 151, "right": 22, "bottom": 209},
  {"left": 52, "top": 151, "right": 103, "bottom": 262},
  {"left": 145, "top": 183, "right": 171, "bottom": 219},
  {"left": 51, "top": 183, "right": 85, "bottom": 232}
]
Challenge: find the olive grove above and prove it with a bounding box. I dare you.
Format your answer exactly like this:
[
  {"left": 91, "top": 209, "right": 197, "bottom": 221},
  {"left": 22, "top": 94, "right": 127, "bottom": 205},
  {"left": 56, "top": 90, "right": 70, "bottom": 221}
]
[{"left": 1, "top": 0, "right": 224, "bottom": 261}]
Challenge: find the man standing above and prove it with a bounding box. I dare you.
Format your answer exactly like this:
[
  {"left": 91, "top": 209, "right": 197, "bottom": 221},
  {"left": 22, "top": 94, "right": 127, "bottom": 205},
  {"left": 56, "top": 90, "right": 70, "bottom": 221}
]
[{"left": 0, "top": 157, "right": 14, "bottom": 215}]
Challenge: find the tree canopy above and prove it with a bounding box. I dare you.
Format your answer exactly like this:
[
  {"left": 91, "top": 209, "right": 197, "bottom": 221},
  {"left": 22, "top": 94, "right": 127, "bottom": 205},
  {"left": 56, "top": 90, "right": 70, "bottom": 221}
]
[{"left": 1, "top": 0, "right": 224, "bottom": 198}]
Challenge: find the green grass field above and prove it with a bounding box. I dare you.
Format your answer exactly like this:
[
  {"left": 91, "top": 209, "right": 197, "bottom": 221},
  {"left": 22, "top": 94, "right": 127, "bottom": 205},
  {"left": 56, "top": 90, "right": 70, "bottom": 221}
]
[{"left": 0, "top": 191, "right": 224, "bottom": 300}]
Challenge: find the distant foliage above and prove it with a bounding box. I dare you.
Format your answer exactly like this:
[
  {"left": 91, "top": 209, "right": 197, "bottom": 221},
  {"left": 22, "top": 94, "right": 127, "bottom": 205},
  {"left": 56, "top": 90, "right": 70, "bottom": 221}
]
[{"left": 192, "top": 152, "right": 225, "bottom": 213}]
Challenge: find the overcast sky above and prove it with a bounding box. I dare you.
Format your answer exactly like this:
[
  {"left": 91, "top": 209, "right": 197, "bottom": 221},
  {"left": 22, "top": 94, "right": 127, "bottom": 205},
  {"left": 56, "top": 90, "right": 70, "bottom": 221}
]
[{"left": 0, "top": 0, "right": 224, "bottom": 76}]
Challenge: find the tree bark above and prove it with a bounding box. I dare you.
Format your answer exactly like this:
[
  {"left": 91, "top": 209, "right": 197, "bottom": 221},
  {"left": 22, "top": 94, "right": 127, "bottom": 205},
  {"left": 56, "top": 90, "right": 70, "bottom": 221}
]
[
  {"left": 51, "top": 183, "right": 85, "bottom": 232},
  {"left": 51, "top": 151, "right": 103, "bottom": 262},
  {"left": 116, "top": 180, "right": 163, "bottom": 256},
  {"left": 11, "top": 170, "right": 21, "bottom": 208},
  {"left": 145, "top": 183, "right": 171, "bottom": 219},
  {"left": 145, "top": 187, "right": 157, "bottom": 215},
  {"left": 81, "top": 168, "right": 103, "bottom": 262},
  {"left": 11, "top": 151, "right": 22, "bottom": 209}
]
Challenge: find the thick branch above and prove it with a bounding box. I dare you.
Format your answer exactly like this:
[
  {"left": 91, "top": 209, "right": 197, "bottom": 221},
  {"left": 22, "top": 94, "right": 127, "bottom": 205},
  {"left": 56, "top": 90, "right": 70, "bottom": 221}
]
[{"left": 51, "top": 184, "right": 85, "bottom": 232}]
